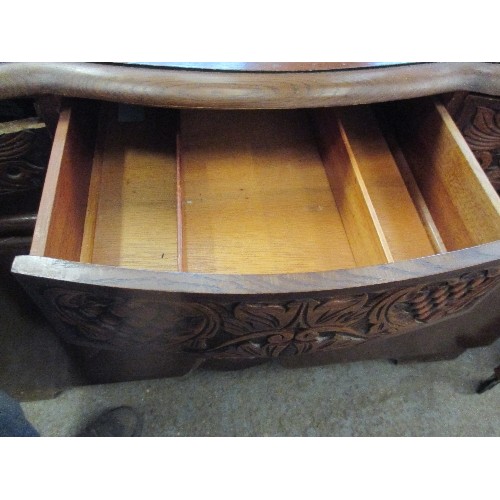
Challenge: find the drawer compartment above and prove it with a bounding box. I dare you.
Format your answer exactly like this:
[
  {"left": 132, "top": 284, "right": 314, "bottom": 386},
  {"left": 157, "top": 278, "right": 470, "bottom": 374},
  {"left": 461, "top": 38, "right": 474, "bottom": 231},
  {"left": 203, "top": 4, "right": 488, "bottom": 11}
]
[{"left": 29, "top": 98, "right": 500, "bottom": 275}]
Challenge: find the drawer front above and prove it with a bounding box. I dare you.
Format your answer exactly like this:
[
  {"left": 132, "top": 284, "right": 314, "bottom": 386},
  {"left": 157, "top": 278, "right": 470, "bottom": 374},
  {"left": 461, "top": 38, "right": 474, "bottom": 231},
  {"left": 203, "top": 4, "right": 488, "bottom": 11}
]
[{"left": 12, "top": 253, "right": 500, "bottom": 365}]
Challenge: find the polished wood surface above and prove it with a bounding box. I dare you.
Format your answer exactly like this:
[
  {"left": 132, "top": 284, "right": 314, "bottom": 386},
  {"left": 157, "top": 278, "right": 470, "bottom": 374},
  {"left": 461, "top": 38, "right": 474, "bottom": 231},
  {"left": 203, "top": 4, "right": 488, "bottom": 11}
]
[
  {"left": 1, "top": 63, "right": 500, "bottom": 109},
  {"left": 79, "top": 107, "right": 109, "bottom": 263}
]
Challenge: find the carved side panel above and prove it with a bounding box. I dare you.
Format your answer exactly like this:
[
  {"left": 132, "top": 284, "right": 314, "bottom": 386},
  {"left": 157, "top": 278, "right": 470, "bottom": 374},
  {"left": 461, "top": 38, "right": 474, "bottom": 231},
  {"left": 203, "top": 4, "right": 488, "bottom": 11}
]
[
  {"left": 21, "top": 267, "right": 500, "bottom": 361},
  {"left": 0, "top": 119, "right": 51, "bottom": 196},
  {"left": 451, "top": 94, "right": 500, "bottom": 195}
]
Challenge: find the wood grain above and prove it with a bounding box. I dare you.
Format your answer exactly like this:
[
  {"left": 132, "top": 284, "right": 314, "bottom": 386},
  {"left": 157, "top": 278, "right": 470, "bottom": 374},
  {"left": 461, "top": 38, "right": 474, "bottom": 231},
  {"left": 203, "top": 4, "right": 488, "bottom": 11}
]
[
  {"left": 176, "top": 133, "right": 185, "bottom": 272},
  {"left": 314, "top": 108, "right": 391, "bottom": 267},
  {"left": 376, "top": 111, "right": 447, "bottom": 254},
  {"left": 335, "top": 106, "right": 436, "bottom": 261},
  {"left": 87, "top": 106, "right": 178, "bottom": 271},
  {"left": 80, "top": 107, "right": 110, "bottom": 263},
  {"left": 385, "top": 98, "right": 500, "bottom": 250},
  {"left": 30, "top": 102, "right": 98, "bottom": 260},
  {"left": 1, "top": 63, "right": 500, "bottom": 109},
  {"left": 180, "top": 109, "right": 357, "bottom": 274}
]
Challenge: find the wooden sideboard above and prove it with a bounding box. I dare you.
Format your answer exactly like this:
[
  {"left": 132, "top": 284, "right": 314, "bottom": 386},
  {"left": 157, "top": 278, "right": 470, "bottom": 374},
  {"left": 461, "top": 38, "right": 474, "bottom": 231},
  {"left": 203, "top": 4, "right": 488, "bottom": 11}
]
[{"left": 1, "top": 62, "right": 500, "bottom": 384}]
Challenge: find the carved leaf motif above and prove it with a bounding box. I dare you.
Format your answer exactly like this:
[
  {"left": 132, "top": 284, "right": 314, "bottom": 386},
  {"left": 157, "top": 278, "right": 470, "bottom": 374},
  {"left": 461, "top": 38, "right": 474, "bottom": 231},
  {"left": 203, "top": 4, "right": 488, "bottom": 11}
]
[
  {"left": 40, "top": 267, "right": 500, "bottom": 359},
  {"left": 367, "top": 288, "right": 416, "bottom": 335},
  {"left": 212, "top": 296, "right": 370, "bottom": 358},
  {"left": 45, "top": 288, "right": 221, "bottom": 349},
  {"left": 226, "top": 302, "right": 298, "bottom": 335},
  {"left": 303, "top": 295, "right": 370, "bottom": 332}
]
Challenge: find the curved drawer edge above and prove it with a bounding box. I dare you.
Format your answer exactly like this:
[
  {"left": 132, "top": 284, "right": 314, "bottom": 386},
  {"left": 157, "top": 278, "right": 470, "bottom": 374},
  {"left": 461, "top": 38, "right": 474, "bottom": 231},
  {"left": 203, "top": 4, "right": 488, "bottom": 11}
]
[{"left": 11, "top": 241, "right": 500, "bottom": 296}]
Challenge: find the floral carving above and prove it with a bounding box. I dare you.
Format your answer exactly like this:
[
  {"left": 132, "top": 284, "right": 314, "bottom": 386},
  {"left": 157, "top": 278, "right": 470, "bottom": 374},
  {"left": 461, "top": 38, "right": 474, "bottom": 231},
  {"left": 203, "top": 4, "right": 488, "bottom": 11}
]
[
  {"left": 44, "top": 288, "right": 221, "bottom": 350},
  {"left": 37, "top": 267, "right": 500, "bottom": 360},
  {"left": 207, "top": 268, "right": 500, "bottom": 358},
  {"left": 208, "top": 296, "right": 371, "bottom": 358},
  {"left": 461, "top": 103, "right": 500, "bottom": 194}
]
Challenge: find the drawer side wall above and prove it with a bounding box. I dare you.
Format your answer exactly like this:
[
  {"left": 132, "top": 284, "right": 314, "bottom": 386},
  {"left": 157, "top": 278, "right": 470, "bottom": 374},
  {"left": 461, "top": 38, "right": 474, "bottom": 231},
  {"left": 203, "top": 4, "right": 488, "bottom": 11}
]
[{"left": 31, "top": 102, "right": 98, "bottom": 261}]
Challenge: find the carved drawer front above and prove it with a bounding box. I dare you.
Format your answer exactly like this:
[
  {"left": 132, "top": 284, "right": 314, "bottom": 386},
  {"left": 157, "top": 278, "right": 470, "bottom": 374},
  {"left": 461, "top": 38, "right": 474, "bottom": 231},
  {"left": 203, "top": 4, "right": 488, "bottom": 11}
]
[{"left": 11, "top": 97, "right": 500, "bottom": 380}]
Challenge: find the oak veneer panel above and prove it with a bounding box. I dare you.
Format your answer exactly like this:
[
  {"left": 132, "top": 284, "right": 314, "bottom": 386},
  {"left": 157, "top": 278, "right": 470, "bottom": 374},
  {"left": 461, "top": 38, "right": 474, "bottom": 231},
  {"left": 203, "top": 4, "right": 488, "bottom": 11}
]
[
  {"left": 87, "top": 107, "right": 178, "bottom": 271},
  {"left": 180, "top": 110, "right": 356, "bottom": 274},
  {"left": 387, "top": 99, "right": 500, "bottom": 250},
  {"left": 336, "top": 106, "right": 437, "bottom": 261}
]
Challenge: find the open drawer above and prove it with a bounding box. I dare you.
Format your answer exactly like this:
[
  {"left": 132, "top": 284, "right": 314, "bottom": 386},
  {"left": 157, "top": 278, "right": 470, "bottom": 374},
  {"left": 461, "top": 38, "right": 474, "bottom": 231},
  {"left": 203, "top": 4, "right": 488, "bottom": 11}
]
[
  {"left": 11, "top": 97, "right": 500, "bottom": 382},
  {"left": 25, "top": 98, "right": 500, "bottom": 272}
]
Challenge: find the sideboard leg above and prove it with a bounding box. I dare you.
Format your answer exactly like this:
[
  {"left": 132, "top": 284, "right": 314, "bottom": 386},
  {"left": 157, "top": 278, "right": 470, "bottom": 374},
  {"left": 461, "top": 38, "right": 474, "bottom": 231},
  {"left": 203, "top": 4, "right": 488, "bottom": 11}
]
[{"left": 476, "top": 365, "right": 500, "bottom": 394}]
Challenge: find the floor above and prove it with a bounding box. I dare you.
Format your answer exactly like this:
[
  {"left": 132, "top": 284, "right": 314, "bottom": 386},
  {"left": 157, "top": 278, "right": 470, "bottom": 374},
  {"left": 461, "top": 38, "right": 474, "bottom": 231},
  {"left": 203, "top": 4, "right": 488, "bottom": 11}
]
[{"left": 20, "top": 338, "right": 500, "bottom": 437}]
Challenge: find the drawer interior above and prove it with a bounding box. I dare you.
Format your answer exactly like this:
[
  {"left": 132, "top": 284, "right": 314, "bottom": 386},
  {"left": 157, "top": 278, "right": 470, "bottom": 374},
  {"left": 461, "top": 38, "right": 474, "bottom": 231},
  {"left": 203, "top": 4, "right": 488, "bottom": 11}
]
[{"left": 31, "top": 98, "right": 500, "bottom": 274}]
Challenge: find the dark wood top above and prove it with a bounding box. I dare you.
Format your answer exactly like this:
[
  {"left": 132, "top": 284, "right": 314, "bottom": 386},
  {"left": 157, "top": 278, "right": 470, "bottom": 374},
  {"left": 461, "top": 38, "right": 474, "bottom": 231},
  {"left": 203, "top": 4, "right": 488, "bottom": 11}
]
[{"left": 0, "top": 62, "right": 499, "bottom": 109}]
